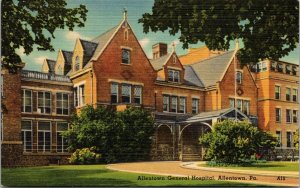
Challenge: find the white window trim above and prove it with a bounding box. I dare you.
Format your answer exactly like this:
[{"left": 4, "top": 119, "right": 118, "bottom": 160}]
[
  {"left": 22, "top": 89, "right": 32, "bottom": 113},
  {"left": 111, "top": 83, "right": 119, "bottom": 103},
  {"left": 56, "top": 122, "right": 69, "bottom": 153},
  {"left": 134, "top": 86, "right": 142, "bottom": 104},
  {"left": 37, "top": 91, "right": 51, "bottom": 114},
  {"left": 56, "top": 93, "right": 69, "bottom": 115},
  {"left": 171, "top": 96, "right": 178, "bottom": 113},
  {"left": 121, "top": 84, "right": 131, "bottom": 103},
  {"left": 21, "top": 120, "right": 33, "bottom": 152},
  {"left": 286, "top": 109, "right": 292, "bottom": 123},
  {"left": 163, "top": 95, "right": 170, "bottom": 112},
  {"left": 37, "top": 122, "right": 52, "bottom": 153},
  {"left": 192, "top": 98, "right": 199, "bottom": 114},
  {"left": 275, "top": 108, "right": 281, "bottom": 122},
  {"left": 179, "top": 97, "right": 186, "bottom": 114}
]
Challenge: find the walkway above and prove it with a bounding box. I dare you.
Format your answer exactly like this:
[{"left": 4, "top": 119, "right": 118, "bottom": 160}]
[{"left": 107, "top": 161, "right": 299, "bottom": 187}]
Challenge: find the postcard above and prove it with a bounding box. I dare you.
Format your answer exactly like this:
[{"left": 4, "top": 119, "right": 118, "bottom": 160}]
[{"left": 1, "top": 0, "right": 299, "bottom": 187}]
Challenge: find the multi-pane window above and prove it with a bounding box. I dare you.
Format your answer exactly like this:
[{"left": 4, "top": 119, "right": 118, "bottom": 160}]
[
  {"left": 163, "top": 95, "right": 169, "bottom": 112},
  {"left": 134, "top": 86, "right": 142, "bottom": 104},
  {"left": 292, "top": 89, "right": 298, "bottom": 102},
  {"left": 56, "top": 93, "right": 69, "bottom": 115},
  {"left": 276, "top": 131, "right": 281, "bottom": 147},
  {"left": 262, "top": 62, "right": 267, "bottom": 71},
  {"left": 275, "top": 108, "right": 281, "bottom": 122},
  {"left": 21, "top": 89, "right": 32, "bottom": 112},
  {"left": 121, "top": 84, "right": 131, "bottom": 103},
  {"left": 179, "top": 97, "right": 186, "bottom": 113},
  {"left": 21, "top": 120, "right": 32, "bottom": 152},
  {"left": 257, "top": 63, "right": 262, "bottom": 72},
  {"left": 236, "top": 99, "right": 242, "bottom": 111},
  {"left": 38, "top": 91, "right": 51, "bottom": 114},
  {"left": 74, "top": 85, "right": 85, "bottom": 107},
  {"left": 286, "top": 109, "right": 292, "bottom": 123},
  {"left": 38, "top": 122, "right": 51, "bottom": 152},
  {"left": 57, "top": 122, "right": 68, "bottom": 153},
  {"left": 229, "top": 98, "right": 250, "bottom": 115},
  {"left": 242, "top": 100, "right": 250, "bottom": 115},
  {"left": 75, "top": 56, "right": 80, "bottom": 71},
  {"left": 171, "top": 96, "right": 178, "bottom": 113},
  {"left": 270, "top": 62, "right": 276, "bottom": 71},
  {"left": 236, "top": 71, "right": 242, "bottom": 84},
  {"left": 287, "top": 132, "right": 292, "bottom": 148},
  {"left": 192, "top": 98, "right": 199, "bottom": 114},
  {"left": 286, "top": 88, "right": 291, "bottom": 101},
  {"left": 111, "top": 83, "right": 118, "bottom": 103},
  {"left": 293, "top": 110, "right": 298, "bottom": 123},
  {"left": 292, "top": 66, "right": 297, "bottom": 75},
  {"left": 277, "top": 63, "right": 283, "bottom": 72},
  {"left": 122, "top": 49, "right": 130, "bottom": 64},
  {"left": 229, "top": 98, "right": 235, "bottom": 108},
  {"left": 168, "top": 70, "right": 180, "bottom": 82},
  {"left": 286, "top": 65, "right": 291, "bottom": 74},
  {"left": 275, "top": 86, "right": 280, "bottom": 100}
]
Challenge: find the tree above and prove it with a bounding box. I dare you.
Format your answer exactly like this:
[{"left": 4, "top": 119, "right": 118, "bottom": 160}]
[
  {"left": 63, "top": 105, "right": 155, "bottom": 163},
  {"left": 139, "top": 0, "right": 298, "bottom": 65},
  {"left": 1, "top": 0, "right": 88, "bottom": 72},
  {"left": 293, "top": 129, "right": 299, "bottom": 151},
  {"left": 199, "top": 120, "right": 277, "bottom": 164}
]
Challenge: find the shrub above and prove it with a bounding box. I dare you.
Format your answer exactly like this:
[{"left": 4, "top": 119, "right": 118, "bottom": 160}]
[
  {"left": 199, "top": 120, "right": 277, "bottom": 165},
  {"left": 69, "top": 147, "right": 101, "bottom": 164}
]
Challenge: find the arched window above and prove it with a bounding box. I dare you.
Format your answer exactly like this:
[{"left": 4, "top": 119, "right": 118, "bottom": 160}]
[
  {"left": 236, "top": 71, "right": 242, "bottom": 84},
  {"left": 74, "top": 56, "right": 80, "bottom": 71},
  {"left": 124, "top": 30, "right": 128, "bottom": 40}
]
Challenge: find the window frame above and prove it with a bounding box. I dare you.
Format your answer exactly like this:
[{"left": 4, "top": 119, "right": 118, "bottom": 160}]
[
  {"left": 37, "top": 91, "right": 51, "bottom": 114},
  {"left": 179, "top": 97, "right": 186, "bottom": 114},
  {"left": 286, "top": 132, "right": 292, "bottom": 148},
  {"left": 236, "top": 71, "right": 242, "bottom": 84},
  {"left": 276, "top": 131, "right": 281, "bottom": 147},
  {"left": 293, "top": 110, "right": 298, "bottom": 123},
  {"left": 168, "top": 69, "right": 180, "bottom": 83},
  {"left": 121, "top": 49, "right": 131, "bottom": 64},
  {"left": 74, "top": 56, "right": 80, "bottom": 71},
  {"left": 275, "top": 108, "right": 281, "bottom": 122},
  {"left": 292, "top": 89, "right": 298, "bottom": 102},
  {"left": 56, "top": 122, "right": 69, "bottom": 153},
  {"left": 21, "top": 120, "right": 32, "bottom": 152},
  {"left": 121, "top": 84, "right": 131, "bottom": 103},
  {"left": 286, "top": 109, "right": 292, "bottom": 123},
  {"left": 56, "top": 93, "right": 69, "bottom": 115},
  {"left": 133, "top": 86, "right": 142, "bottom": 104},
  {"left": 111, "top": 82, "right": 119, "bottom": 103},
  {"left": 170, "top": 96, "right": 178, "bottom": 113},
  {"left": 275, "top": 85, "right": 281, "bottom": 100},
  {"left": 21, "top": 89, "right": 32, "bottom": 113},
  {"left": 192, "top": 98, "right": 199, "bottom": 114},
  {"left": 37, "top": 121, "right": 51, "bottom": 153},
  {"left": 277, "top": 63, "right": 283, "bottom": 72},
  {"left": 163, "top": 95, "right": 170, "bottom": 112},
  {"left": 286, "top": 87, "right": 291, "bottom": 101},
  {"left": 74, "top": 84, "right": 85, "bottom": 107}
]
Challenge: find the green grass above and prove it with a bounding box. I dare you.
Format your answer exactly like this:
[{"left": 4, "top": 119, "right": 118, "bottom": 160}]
[
  {"left": 199, "top": 161, "right": 299, "bottom": 172},
  {"left": 2, "top": 164, "right": 262, "bottom": 187}
]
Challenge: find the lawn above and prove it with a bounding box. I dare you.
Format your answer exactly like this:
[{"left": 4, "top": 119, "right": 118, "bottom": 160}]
[
  {"left": 2, "top": 164, "right": 260, "bottom": 187},
  {"left": 198, "top": 161, "right": 299, "bottom": 172}
]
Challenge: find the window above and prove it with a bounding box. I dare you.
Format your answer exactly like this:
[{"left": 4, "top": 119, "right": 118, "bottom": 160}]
[
  {"left": 286, "top": 65, "right": 291, "bottom": 74},
  {"left": 21, "top": 120, "right": 32, "bottom": 152},
  {"left": 74, "top": 85, "right": 85, "bottom": 107},
  {"left": 236, "top": 99, "right": 242, "bottom": 111},
  {"left": 286, "top": 109, "right": 292, "bottom": 123},
  {"left": 56, "top": 93, "right": 69, "bottom": 115},
  {"left": 21, "top": 89, "right": 32, "bottom": 112},
  {"left": 179, "top": 97, "right": 186, "bottom": 113},
  {"left": 121, "top": 84, "right": 131, "bottom": 103},
  {"left": 134, "top": 86, "right": 142, "bottom": 104},
  {"left": 277, "top": 63, "right": 283, "bottom": 72},
  {"left": 287, "top": 132, "right": 292, "bottom": 148},
  {"left": 38, "top": 122, "right": 51, "bottom": 152},
  {"left": 122, "top": 49, "right": 130, "bottom": 64},
  {"left": 275, "top": 86, "right": 280, "bottom": 100},
  {"left": 229, "top": 98, "right": 250, "bottom": 115},
  {"left": 57, "top": 122, "right": 68, "bottom": 152},
  {"left": 242, "top": 100, "right": 250, "bottom": 115},
  {"left": 163, "top": 95, "right": 169, "bottom": 112},
  {"left": 293, "top": 110, "right": 298, "bottom": 123},
  {"left": 292, "top": 66, "right": 297, "bottom": 75},
  {"left": 286, "top": 88, "right": 291, "bottom": 101},
  {"left": 276, "top": 131, "right": 281, "bottom": 147},
  {"left": 124, "top": 30, "right": 128, "bottom": 40},
  {"left": 57, "top": 65, "right": 63, "bottom": 75},
  {"left": 38, "top": 91, "right": 51, "bottom": 114},
  {"left": 168, "top": 70, "right": 180, "bottom": 82},
  {"left": 229, "top": 98, "right": 235, "bottom": 108},
  {"left": 292, "top": 89, "right": 298, "bottom": 102},
  {"left": 275, "top": 108, "right": 281, "bottom": 122},
  {"left": 236, "top": 71, "right": 242, "bottom": 84},
  {"left": 192, "top": 98, "right": 199, "bottom": 114},
  {"left": 75, "top": 56, "right": 80, "bottom": 71},
  {"left": 270, "top": 61, "right": 276, "bottom": 71},
  {"left": 171, "top": 96, "right": 178, "bottom": 113},
  {"left": 262, "top": 62, "right": 267, "bottom": 71},
  {"left": 111, "top": 83, "right": 118, "bottom": 103},
  {"left": 257, "top": 63, "right": 262, "bottom": 72}
]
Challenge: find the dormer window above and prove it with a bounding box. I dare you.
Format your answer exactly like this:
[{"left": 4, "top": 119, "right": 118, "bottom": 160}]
[
  {"left": 74, "top": 56, "right": 80, "bottom": 71},
  {"left": 122, "top": 49, "right": 130, "bottom": 64},
  {"left": 168, "top": 70, "right": 180, "bottom": 82}
]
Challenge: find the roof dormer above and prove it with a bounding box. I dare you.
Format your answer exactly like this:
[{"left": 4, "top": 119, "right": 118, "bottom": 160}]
[
  {"left": 72, "top": 38, "right": 84, "bottom": 72},
  {"left": 41, "top": 59, "right": 56, "bottom": 74}
]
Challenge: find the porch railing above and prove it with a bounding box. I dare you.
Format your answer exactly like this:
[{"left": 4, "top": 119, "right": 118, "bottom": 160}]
[{"left": 21, "top": 70, "right": 71, "bottom": 83}]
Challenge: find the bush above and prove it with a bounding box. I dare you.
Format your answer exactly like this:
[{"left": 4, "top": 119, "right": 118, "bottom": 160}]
[
  {"left": 199, "top": 120, "right": 277, "bottom": 165},
  {"left": 69, "top": 147, "right": 101, "bottom": 164}
]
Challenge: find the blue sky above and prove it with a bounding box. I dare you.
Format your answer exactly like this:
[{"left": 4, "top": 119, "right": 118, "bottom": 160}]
[{"left": 19, "top": 0, "right": 299, "bottom": 71}]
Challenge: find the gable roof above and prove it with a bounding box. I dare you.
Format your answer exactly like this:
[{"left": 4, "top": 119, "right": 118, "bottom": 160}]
[
  {"left": 150, "top": 53, "right": 173, "bottom": 71},
  {"left": 61, "top": 50, "right": 73, "bottom": 65},
  {"left": 184, "top": 65, "right": 204, "bottom": 87},
  {"left": 46, "top": 59, "right": 56, "bottom": 73},
  {"left": 79, "top": 39, "right": 98, "bottom": 67},
  {"left": 189, "top": 50, "right": 235, "bottom": 87}
]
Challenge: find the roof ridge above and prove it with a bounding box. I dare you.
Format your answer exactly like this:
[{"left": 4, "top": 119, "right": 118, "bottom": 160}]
[
  {"left": 92, "top": 25, "right": 119, "bottom": 42},
  {"left": 79, "top": 38, "right": 98, "bottom": 45},
  {"left": 189, "top": 50, "right": 235, "bottom": 65}
]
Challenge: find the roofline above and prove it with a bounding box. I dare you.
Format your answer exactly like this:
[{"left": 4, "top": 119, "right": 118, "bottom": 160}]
[{"left": 218, "top": 50, "right": 237, "bottom": 83}]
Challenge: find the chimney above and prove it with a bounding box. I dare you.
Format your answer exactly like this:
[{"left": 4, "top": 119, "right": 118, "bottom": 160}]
[{"left": 152, "top": 43, "right": 168, "bottom": 59}]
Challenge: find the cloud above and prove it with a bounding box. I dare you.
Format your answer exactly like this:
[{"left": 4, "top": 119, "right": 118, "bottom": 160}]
[
  {"left": 16, "top": 47, "right": 25, "bottom": 57},
  {"left": 34, "top": 56, "right": 49, "bottom": 65},
  {"left": 139, "top": 37, "right": 150, "bottom": 48},
  {"left": 65, "top": 31, "right": 91, "bottom": 41}
]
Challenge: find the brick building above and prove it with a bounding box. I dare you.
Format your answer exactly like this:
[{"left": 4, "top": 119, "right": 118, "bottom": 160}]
[{"left": 1, "top": 12, "right": 296, "bottom": 166}]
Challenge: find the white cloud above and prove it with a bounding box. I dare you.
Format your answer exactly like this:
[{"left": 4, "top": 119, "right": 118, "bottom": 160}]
[
  {"left": 65, "top": 31, "right": 91, "bottom": 41},
  {"left": 34, "top": 56, "right": 49, "bottom": 65},
  {"left": 139, "top": 37, "right": 150, "bottom": 48},
  {"left": 16, "top": 47, "right": 25, "bottom": 57}
]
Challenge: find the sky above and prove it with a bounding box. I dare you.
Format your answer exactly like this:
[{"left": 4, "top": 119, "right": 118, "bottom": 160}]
[{"left": 19, "top": 0, "right": 299, "bottom": 71}]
